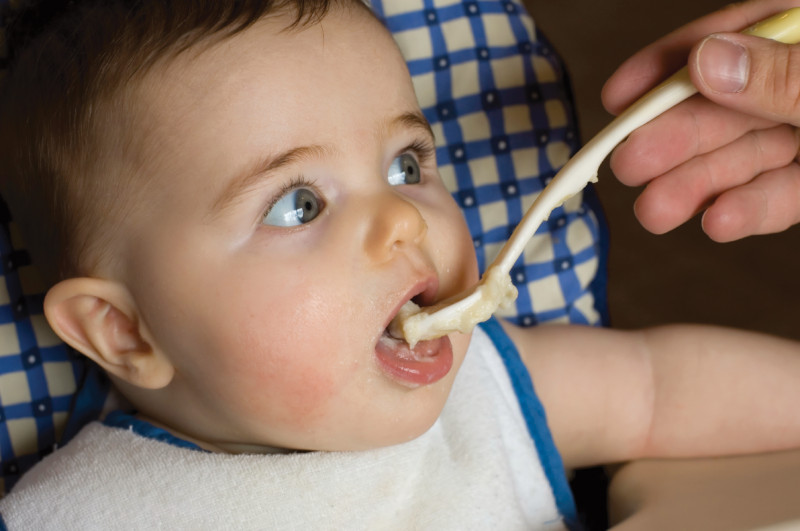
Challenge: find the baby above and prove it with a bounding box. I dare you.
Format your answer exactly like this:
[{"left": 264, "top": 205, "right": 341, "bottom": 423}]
[{"left": 1, "top": 0, "right": 800, "bottom": 529}]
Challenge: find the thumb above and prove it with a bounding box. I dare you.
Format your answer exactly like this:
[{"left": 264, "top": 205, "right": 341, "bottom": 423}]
[{"left": 690, "top": 33, "right": 800, "bottom": 126}]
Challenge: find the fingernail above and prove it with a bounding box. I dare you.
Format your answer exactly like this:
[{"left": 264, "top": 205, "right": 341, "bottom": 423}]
[{"left": 697, "top": 35, "right": 749, "bottom": 93}]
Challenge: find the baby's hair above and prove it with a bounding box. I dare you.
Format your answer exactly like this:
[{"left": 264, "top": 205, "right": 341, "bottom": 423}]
[{"left": 0, "top": 0, "right": 345, "bottom": 284}]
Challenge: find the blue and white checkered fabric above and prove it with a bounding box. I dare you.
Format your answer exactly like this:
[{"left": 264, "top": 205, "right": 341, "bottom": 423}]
[
  {"left": 0, "top": 0, "right": 608, "bottom": 494},
  {"left": 0, "top": 201, "right": 93, "bottom": 493}
]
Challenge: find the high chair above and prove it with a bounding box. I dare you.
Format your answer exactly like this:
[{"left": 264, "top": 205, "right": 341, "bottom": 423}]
[{"left": 0, "top": 0, "right": 609, "bottom": 525}]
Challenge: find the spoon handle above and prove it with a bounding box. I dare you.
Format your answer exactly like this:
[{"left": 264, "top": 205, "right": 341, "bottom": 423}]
[{"left": 490, "top": 7, "right": 800, "bottom": 276}]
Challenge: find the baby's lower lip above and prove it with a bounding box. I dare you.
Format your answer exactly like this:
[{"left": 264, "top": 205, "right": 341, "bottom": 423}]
[{"left": 374, "top": 332, "right": 453, "bottom": 387}]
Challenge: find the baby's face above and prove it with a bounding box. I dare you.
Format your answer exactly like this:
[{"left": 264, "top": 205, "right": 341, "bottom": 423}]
[{"left": 114, "top": 5, "right": 478, "bottom": 452}]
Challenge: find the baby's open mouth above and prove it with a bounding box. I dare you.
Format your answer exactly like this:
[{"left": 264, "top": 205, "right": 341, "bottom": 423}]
[{"left": 375, "top": 296, "right": 453, "bottom": 387}]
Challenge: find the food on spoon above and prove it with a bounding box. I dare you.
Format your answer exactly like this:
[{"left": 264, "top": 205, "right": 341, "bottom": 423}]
[{"left": 391, "top": 268, "right": 517, "bottom": 348}]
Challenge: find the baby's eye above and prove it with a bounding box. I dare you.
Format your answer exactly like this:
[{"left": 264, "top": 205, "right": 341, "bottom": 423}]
[
  {"left": 262, "top": 187, "right": 323, "bottom": 227},
  {"left": 387, "top": 153, "right": 421, "bottom": 186}
]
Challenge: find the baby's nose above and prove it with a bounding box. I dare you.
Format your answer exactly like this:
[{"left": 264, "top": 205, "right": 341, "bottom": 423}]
[{"left": 363, "top": 192, "right": 427, "bottom": 263}]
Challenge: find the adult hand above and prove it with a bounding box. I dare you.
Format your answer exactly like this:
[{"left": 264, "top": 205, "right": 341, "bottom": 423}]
[{"left": 602, "top": 0, "right": 800, "bottom": 242}]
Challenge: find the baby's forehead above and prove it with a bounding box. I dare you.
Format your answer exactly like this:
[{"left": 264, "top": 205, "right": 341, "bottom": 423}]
[
  {"left": 113, "top": 4, "right": 409, "bottom": 194},
  {"left": 111, "top": 16, "right": 303, "bottom": 166},
  {"left": 127, "top": 5, "right": 402, "bottom": 140},
  {"left": 134, "top": 4, "right": 382, "bottom": 101}
]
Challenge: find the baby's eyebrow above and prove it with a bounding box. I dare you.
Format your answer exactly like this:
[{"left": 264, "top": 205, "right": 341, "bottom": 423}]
[
  {"left": 390, "top": 111, "right": 434, "bottom": 141},
  {"left": 210, "top": 144, "right": 330, "bottom": 218}
]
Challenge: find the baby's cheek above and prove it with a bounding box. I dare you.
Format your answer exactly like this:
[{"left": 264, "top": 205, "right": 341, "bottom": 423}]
[
  {"left": 227, "top": 277, "right": 367, "bottom": 446},
  {"left": 267, "top": 365, "right": 342, "bottom": 429},
  {"left": 229, "top": 336, "right": 350, "bottom": 435}
]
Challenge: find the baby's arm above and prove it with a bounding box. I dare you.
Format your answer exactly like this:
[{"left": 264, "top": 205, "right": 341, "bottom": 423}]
[{"left": 502, "top": 321, "right": 800, "bottom": 469}]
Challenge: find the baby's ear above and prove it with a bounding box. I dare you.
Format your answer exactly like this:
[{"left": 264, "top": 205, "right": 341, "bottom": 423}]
[{"left": 44, "top": 278, "right": 174, "bottom": 389}]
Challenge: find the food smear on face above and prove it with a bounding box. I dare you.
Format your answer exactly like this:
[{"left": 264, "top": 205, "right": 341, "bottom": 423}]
[{"left": 391, "top": 268, "right": 517, "bottom": 348}]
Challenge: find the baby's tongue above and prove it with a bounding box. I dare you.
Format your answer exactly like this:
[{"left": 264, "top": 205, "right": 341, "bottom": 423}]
[{"left": 375, "top": 330, "right": 453, "bottom": 386}]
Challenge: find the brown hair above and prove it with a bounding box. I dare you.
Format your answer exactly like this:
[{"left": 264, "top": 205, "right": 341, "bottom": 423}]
[{"left": 0, "top": 0, "right": 342, "bottom": 283}]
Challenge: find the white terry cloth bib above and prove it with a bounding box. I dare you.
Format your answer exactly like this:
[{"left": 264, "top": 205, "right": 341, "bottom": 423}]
[{"left": 0, "top": 321, "right": 575, "bottom": 530}]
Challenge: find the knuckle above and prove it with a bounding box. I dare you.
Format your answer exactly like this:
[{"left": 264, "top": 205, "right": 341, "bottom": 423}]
[{"left": 762, "top": 43, "right": 800, "bottom": 118}]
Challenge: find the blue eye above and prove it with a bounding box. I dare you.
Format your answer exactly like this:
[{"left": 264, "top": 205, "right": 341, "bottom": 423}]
[
  {"left": 387, "top": 153, "right": 421, "bottom": 186},
  {"left": 263, "top": 187, "right": 323, "bottom": 227}
]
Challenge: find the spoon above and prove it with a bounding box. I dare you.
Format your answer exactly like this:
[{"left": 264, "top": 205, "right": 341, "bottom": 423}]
[{"left": 394, "top": 8, "right": 800, "bottom": 348}]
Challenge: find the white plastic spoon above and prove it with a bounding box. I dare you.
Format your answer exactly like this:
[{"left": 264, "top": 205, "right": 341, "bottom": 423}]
[{"left": 394, "top": 8, "right": 800, "bottom": 348}]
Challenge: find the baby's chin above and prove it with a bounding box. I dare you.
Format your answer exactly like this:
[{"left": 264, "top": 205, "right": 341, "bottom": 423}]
[
  {"left": 363, "top": 340, "right": 471, "bottom": 449},
  {"left": 314, "top": 381, "right": 465, "bottom": 452}
]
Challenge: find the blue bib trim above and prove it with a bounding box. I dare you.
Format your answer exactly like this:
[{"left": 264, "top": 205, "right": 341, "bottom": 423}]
[
  {"left": 479, "top": 317, "right": 579, "bottom": 530},
  {"left": 103, "top": 411, "right": 206, "bottom": 452}
]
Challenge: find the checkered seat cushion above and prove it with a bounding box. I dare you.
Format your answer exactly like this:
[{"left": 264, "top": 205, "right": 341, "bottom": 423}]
[{"left": 0, "top": 0, "right": 608, "bottom": 493}]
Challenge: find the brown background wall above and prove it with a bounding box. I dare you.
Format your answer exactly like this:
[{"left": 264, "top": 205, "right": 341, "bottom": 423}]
[{"left": 525, "top": 0, "right": 800, "bottom": 340}]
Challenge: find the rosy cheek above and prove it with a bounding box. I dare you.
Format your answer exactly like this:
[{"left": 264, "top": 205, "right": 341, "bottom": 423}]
[
  {"left": 266, "top": 365, "right": 341, "bottom": 429},
  {"left": 231, "top": 321, "right": 346, "bottom": 430}
]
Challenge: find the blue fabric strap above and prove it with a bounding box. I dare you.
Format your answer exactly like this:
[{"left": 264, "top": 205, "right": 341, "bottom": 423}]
[
  {"left": 479, "top": 317, "right": 580, "bottom": 530},
  {"left": 103, "top": 411, "right": 206, "bottom": 453}
]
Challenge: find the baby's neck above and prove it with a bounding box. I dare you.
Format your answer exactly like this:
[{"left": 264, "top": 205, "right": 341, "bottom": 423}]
[{"left": 135, "top": 413, "right": 296, "bottom": 455}]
